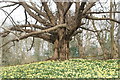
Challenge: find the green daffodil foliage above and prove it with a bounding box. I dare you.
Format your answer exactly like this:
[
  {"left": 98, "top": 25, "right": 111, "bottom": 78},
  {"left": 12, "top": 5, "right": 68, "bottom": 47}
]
[{"left": 0, "top": 59, "right": 119, "bottom": 78}]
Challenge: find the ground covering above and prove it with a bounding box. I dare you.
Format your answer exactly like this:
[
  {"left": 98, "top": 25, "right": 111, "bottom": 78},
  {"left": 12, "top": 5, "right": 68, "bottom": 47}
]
[{"left": 0, "top": 59, "right": 119, "bottom": 78}]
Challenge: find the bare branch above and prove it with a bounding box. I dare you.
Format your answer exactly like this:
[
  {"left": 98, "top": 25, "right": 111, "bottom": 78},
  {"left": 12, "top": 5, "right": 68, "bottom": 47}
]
[
  {"left": 27, "top": 37, "right": 34, "bottom": 51},
  {"left": 55, "top": 2, "right": 65, "bottom": 23},
  {"left": 69, "top": 2, "right": 87, "bottom": 36},
  {"left": 0, "top": 33, "right": 55, "bottom": 48},
  {"left": 82, "top": 2, "right": 96, "bottom": 14},
  {"left": 0, "top": 23, "right": 59, "bottom": 38},
  {"left": 0, "top": 9, "right": 17, "bottom": 26},
  {"left": 21, "top": 2, "right": 52, "bottom": 27},
  {"left": 0, "top": 39, "right": 15, "bottom": 48},
  {"left": 0, "top": 1, "right": 20, "bottom": 4},
  {"left": 33, "top": 34, "right": 55, "bottom": 43},
  {"left": 86, "top": 16, "right": 120, "bottom": 24},
  {"left": 55, "top": 2, "right": 64, "bottom": 13},
  {"left": 72, "top": 30, "right": 82, "bottom": 36},
  {"left": 76, "top": 1, "right": 87, "bottom": 26},
  {"left": 79, "top": 26, "right": 96, "bottom": 32},
  {"left": 0, "top": 27, "right": 34, "bottom": 37},
  {"left": 0, "top": 3, "right": 17, "bottom": 8},
  {"left": 0, "top": 4, "right": 20, "bottom": 27},
  {"left": 16, "top": 24, "right": 67, "bottom": 40},
  {"left": 16, "top": 24, "right": 46, "bottom": 30},
  {"left": 42, "top": 2, "right": 55, "bottom": 25},
  {"left": 63, "top": 2, "right": 73, "bottom": 16},
  {"left": 87, "top": 11, "right": 120, "bottom": 14},
  {"left": 24, "top": 9, "right": 28, "bottom": 24},
  {"left": 75, "top": 2, "right": 80, "bottom": 14},
  {"left": 25, "top": 2, "right": 48, "bottom": 19}
]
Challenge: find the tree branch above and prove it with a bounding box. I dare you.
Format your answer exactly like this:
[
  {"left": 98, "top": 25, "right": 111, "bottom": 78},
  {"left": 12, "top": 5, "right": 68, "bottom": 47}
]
[
  {"left": 0, "top": 3, "right": 17, "bottom": 8},
  {"left": 17, "top": 24, "right": 67, "bottom": 39},
  {"left": 87, "top": 11, "right": 120, "bottom": 14},
  {"left": 42, "top": 2, "right": 55, "bottom": 25},
  {"left": 0, "top": 8, "right": 17, "bottom": 26},
  {"left": 21, "top": 2, "right": 52, "bottom": 27},
  {"left": 63, "top": 2, "right": 73, "bottom": 16},
  {"left": 86, "top": 16, "right": 120, "bottom": 24},
  {"left": 0, "top": 4, "right": 20, "bottom": 27},
  {"left": 25, "top": 2, "right": 48, "bottom": 19},
  {"left": 32, "top": 34, "right": 55, "bottom": 43},
  {"left": 69, "top": 1, "right": 87, "bottom": 36},
  {"left": 72, "top": 30, "right": 83, "bottom": 36},
  {"left": 82, "top": 1, "right": 96, "bottom": 14},
  {"left": 0, "top": 33, "right": 54, "bottom": 49}
]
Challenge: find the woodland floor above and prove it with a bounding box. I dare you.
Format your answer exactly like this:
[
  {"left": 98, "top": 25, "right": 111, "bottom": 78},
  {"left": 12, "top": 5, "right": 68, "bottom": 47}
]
[{"left": 0, "top": 59, "right": 119, "bottom": 78}]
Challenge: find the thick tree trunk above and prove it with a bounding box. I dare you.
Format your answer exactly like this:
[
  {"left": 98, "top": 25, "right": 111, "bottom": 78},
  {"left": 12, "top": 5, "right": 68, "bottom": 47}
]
[
  {"left": 51, "top": 39, "right": 59, "bottom": 60},
  {"left": 59, "top": 39, "right": 69, "bottom": 60},
  {"left": 46, "top": 28, "right": 70, "bottom": 60},
  {"left": 47, "top": 39, "right": 69, "bottom": 60}
]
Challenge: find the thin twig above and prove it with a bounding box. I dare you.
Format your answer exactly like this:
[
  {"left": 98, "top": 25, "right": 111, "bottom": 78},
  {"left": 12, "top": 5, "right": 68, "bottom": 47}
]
[
  {"left": 0, "top": 3, "right": 17, "bottom": 8},
  {"left": 0, "top": 4, "right": 20, "bottom": 27},
  {"left": 0, "top": 9, "right": 17, "bottom": 26},
  {"left": 27, "top": 37, "right": 35, "bottom": 51}
]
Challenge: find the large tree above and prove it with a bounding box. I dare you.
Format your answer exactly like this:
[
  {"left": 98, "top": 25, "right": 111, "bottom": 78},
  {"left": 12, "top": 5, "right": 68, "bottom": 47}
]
[{"left": 0, "top": 0, "right": 120, "bottom": 60}]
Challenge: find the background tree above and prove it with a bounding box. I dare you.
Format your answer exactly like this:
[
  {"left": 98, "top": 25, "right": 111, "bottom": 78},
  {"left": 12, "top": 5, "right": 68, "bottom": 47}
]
[
  {"left": 76, "top": 33, "right": 84, "bottom": 58},
  {"left": 117, "top": 1, "right": 120, "bottom": 57},
  {"left": 110, "top": 0, "right": 118, "bottom": 59}
]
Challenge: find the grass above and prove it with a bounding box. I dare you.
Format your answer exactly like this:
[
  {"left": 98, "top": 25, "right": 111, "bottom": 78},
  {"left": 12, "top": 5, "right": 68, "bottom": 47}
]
[{"left": 0, "top": 59, "right": 119, "bottom": 78}]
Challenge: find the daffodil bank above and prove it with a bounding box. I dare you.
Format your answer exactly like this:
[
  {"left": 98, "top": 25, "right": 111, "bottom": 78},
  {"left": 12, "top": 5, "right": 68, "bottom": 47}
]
[{"left": 0, "top": 59, "right": 119, "bottom": 78}]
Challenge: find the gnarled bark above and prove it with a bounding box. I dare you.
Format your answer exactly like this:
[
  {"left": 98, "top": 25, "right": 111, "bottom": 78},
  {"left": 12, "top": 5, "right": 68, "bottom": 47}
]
[
  {"left": 46, "top": 28, "right": 69, "bottom": 60},
  {"left": 46, "top": 39, "right": 69, "bottom": 60}
]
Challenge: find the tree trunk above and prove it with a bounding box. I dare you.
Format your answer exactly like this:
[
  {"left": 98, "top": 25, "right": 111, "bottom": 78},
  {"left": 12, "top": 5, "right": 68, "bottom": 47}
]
[
  {"left": 46, "top": 28, "right": 70, "bottom": 60},
  {"left": 59, "top": 39, "right": 69, "bottom": 60},
  {"left": 34, "top": 38, "right": 41, "bottom": 61},
  {"left": 102, "top": 46, "right": 109, "bottom": 60},
  {"left": 47, "top": 39, "right": 69, "bottom": 60},
  {"left": 98, "top": 40, "right": 110, "bottom": 60},
  {"left": 0, "top": 37, "right": 2, "bottom": 66},
  {"left": 118, "top": 27, "right": 120, "bottom": 58},
  {"left": 92, "top": 21, "right": 109, "bottom": 60},
  {"left": 110, "top": 1, "right": 118, "bottom": 59},
  {"left": 51, "top": 39, "right": 59, "bottom": 60},
  {"left": 76, "top": 34, "right": 84, "bottom": 58},
  {"left": 118, "top": 1, "right": 120, "bottom": 59}
]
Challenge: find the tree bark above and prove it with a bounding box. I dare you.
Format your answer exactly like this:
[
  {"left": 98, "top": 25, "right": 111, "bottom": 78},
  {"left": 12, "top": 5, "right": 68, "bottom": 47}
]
[
  {"left": 110, "top": 1, "right": 118, "bottom": 59},
  {"left": 101, "top": 45, "right": 109, "bottom": 59},
  {"left": 118, "top": 2, "right": 120, "bottom": 59},
  {"left": 118, "top": 27, "right": 120, "bottom": 59},
  {"left": 58, "top": 39, "right": 69, "bottom": 60},
  {"left": 76, "top": 34, "right": 84, "bottom": 58},
  {"left": 46, "top": 28, "right": 70, "bottom": 60},
  {"left": 34, "top": 38, "right": 41, "bottom": 61},
  {"left": 0, "top": 37, "right": 2, "bottom": 66}
]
